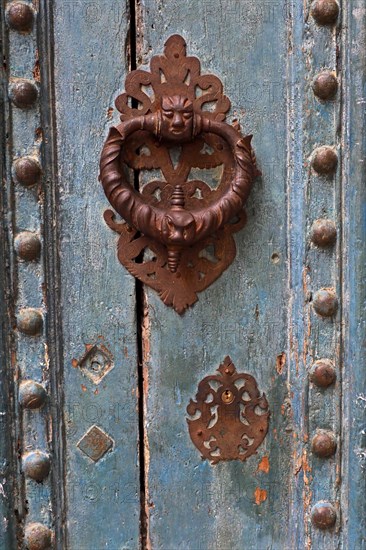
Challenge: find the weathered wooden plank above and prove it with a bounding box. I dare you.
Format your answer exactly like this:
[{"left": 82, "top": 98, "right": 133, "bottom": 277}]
[
  {"left": 52, "top": 2, "right": 140, "bottom": 547},
  {"left": 341, "top": 2, "right": 366, "bottom": 548},
  {"left": 1, "top": 0, "right": 54, "bottom": 545},
  {"left": 139, "top": 1, "right": 293, "bottom": 547},
  {"left": 287, "top": 1, "right": 342, "bottom": 549}
]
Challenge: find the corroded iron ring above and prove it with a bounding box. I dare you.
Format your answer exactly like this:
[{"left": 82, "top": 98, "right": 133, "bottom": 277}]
[{"left": 99, "top": 111, "right": 258, "bottom": 271}]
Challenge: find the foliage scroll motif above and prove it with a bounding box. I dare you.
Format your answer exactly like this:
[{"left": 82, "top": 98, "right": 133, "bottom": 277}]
[
  {"left": 100, "top": 35, "right": 260, "bottom": 313},
  {"left": 187, "top": 356, "right": 269, "bottom": 464}
]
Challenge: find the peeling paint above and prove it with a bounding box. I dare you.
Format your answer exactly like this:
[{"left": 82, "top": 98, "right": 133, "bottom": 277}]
[
  {"left": 276, "top": 352, "right": 286, "bottom": 374},
  {"left": 254, "top": 487, "right": 267, "bottom": 505},
  {"left": 257, "top": 456, "right": 270, "bottom": 474}
]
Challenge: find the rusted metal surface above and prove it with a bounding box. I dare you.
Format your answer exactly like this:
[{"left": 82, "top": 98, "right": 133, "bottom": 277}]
[
  {"left": 187, "top": 356, "right": 269, "bottom": 464},
  {"left": 9, "top": 78, "right": 38, "bottom": 109},
  {"left": 5, "top": 2, "right": 34, "bottom": 33},
  {"left": 311, "top": 431, "right": 337, "bottom": 458},
  {"left": 311, "top": 146, "right": 338, "bottom": 175},
  {"left": 18, "top": 380, "right": 47, "bottom": 409},
  {"left": 13, "top": 156, "right": 42, "bottom": 186},
  {"left": 310, "top": 219, "right": 337, "bottom": 247},
  {"left": 311, "top": 0, "right": 339, "bottom": 26},
  {"left": 309, "top": 359, "right": 337, "bottom": 388},
  {"left": 100, "top": 34, "right": 259, "bottom": 313},
  {"left": 14, "top": 231, "right": 41, "bottom": 261},
  {"left": 76, "top": 343, "right": 114, "bottom": 384},
  {"left": 312, "top": 71, "right": 338, "bottom": 101},
  {"left": 77, "top": 425, "right": 114, "bottom": 463},
  {"left": 24, "top": 522, "right": 53, "bottom": 550},
  {"left": 22, "top": 450, "right": 51, "bottom": 482},
  {"left": 312, "top": 288, "right": 339, "bottom": 317},
  {"left": 311, "top": 502, "right": 337, "bottom": 529},
  {"left": 16, "top": 308, "right": 43, "bottom": 335}
]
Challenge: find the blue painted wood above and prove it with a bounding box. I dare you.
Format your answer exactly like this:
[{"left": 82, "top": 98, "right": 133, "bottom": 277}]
[
  {"left": 341, "top": 2, "right": 366, "bottom": 548},
  {"left": 140, "top": 2, "right": 293, "bottom": 548},
  {"left": 52, "top": 2, "right": 140, "bottom": 547},
  {"left": 1, "top": 0, "right": 365, "bottom": 548},
  {"left": 1, "top": 0, "right": 53, "bottom": 545}
]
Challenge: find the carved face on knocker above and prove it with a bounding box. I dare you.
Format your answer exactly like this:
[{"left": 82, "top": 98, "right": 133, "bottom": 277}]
[
  {"left": 160, "top": 95, "right": 194, "bottom": 142},
  {"left": 161, "top": 209, "right": 196, "bottom": 246}
]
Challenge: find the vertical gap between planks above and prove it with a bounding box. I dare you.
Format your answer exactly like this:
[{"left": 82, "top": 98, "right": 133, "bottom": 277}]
[
  {"left": 129, "top": 1, "right": 149, "bottom": 547},
  {"left": 37, "top": 1, "right": 68, "bottom": 547}
]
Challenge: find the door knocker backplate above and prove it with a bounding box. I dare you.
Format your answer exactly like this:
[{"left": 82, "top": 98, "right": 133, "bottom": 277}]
[
  {"left": 100, "top": 35, "right": 260, "bottom": 313},
  {"left": 187, "top": 356, "right": 269, "bottom": 463}
]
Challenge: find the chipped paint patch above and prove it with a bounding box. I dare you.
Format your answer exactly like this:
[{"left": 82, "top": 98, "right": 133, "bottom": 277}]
[
  {"left": 254, "top": 487, "right": 267, "bottom": 505},
  {"left": 276, "top": 352, "right": 286, "bottom": 374},
  {"left": 257, "top": 456, "right": 270, "bottom": 474}
]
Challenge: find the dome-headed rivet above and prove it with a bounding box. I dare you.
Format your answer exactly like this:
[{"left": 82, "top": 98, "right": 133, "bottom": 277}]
[
  {"left": 311, "top": 146, "right": 338, "bottom": 175},
  {"left": 310, "top": 359, "right": 336, "bottom": 387},
  {"left": 313, "top": 288, "right": 338, "bottom": 317},
  {"left": 6, "top": 2, "right": 34, "bottom": 33},
  {"left": 311, "top": 430, "right": 337, "bottom": 457},
  {"left": 311, "top": 0, "right": 339, "bottom": 26},
  {"left": 17, "top": 308, "right": 43, "bottom": 336},
  {"left": 22, "top": 451, "right": 50, "bottom": 482},
  {"left": 19, "top": 380, "right": 47, "bottom": 409},
  {"left": 310, "top": 219, "right": 337, "bottom": 247},
  {"left": 10, "top": 79, "right": 38, "bottom": 109},
  {"left": 312, "top": 71, "right": 338, "bottom": 100},
  {"left": 24, "top": 522, "right": 53, "bottom": 550},
  {"left": 13, "top": 156, "right": 41, "bottom": 187},
  {"left": 311, "top": 502, "right": 337, "bottom": 529},
  {"left": 14, "top": 232, "right": 41, "bottom": 261}
]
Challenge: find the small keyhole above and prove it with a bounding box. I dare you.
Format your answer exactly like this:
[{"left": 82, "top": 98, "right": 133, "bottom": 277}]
[{"left": 221, "top": 389, "right": 234, "bottom": 404}]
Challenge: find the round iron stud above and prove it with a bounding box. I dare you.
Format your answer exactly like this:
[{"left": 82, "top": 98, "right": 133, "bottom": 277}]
[
  {"left": 17, "top": 308, "right": 43, "bottom": 336},
  {"left": 14, "top": 232, "right": 41, "bottom": 261},
  {"left": 311, "top": 430, "right": 337, "bottom": 458},
  {"left": 6, "top": 2, "right": 34, "bottom": 33},
  {"left": 311, "top": 0, "right": 339, "bottom": 26},
  {"left": 10, "top": 79, "right": 38, "bottom": 109},
  {"left": 311, "top": 502, "right": 337, "bottom": 529},
  {"left": 312, "top": 71, "right": 338, "bottom": 100},
  {"left": 310, "top": 219, "right": 337, "bottom": 247},
  {"left": 310, "top": 359, "right": 336, "bottom": 388},
  {"left": 13, "top": 156, "right": 41, "bottom": 187},
  {"left": 311, "top": 146, "right": 338, "bottom": 175},
  {"left": 313, "top": 288, "right": 338, "bottom": 317},
  {"left": 24, "top": 522, "right": 53, "bottom": 550},
  {"left": 19, "top": 380, "right": 47, "bottom": 409},
  {"left": 22, "top": 451, "right": 50, "bottom": 482}
]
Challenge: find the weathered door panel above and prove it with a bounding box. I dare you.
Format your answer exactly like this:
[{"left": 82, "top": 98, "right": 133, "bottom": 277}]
[
  {"left": 52, "top": 2, "right": 141, "bottom": 547},
  {"left": 139, "top": 2, "right": 291, "bottom": 549},
  {"left": 1, "top": 0, "right": 366, "bottom": 549}
]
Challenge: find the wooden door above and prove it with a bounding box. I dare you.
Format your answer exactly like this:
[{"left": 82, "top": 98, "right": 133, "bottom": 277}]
[{"left": 1, "top": 1, "right": 365, "bottom": 548}]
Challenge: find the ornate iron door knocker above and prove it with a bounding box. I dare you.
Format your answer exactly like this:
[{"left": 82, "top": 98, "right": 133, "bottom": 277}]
[{"left": 100, "top": 35, "right": 260, "bottom": 313}]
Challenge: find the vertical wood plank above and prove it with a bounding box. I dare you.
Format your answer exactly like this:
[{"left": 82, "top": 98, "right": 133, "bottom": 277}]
[
  {"left": 139, "top": 2, "right": 293, "bottom": 547},
  {"left": 51, "top": 2, "right": 140, "bottom": 547},
  {"left": 341, "top": 2, "right": 366, "bottom": 547}
]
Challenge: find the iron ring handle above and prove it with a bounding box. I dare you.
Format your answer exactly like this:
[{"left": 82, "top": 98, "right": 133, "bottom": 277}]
[{"left": 99, "top": 111, "right": 259, "bottom": 272}]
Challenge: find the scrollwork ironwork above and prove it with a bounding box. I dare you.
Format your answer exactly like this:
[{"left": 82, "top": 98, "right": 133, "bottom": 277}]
[{"left": 99, "top": 35, "right": 260, "bottom": 313}]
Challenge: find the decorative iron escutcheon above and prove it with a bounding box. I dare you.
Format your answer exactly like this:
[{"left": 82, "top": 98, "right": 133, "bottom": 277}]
[
  {"left": 187, "top": 356, "right": 269, "bottom": 464},
  {"left": 99, "top": 35, "right": 260, "bottom": 314}
]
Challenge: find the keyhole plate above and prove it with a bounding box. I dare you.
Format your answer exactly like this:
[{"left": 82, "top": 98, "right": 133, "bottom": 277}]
[{"left": 187, "top": 356, "right": 270, "bottom": 464}]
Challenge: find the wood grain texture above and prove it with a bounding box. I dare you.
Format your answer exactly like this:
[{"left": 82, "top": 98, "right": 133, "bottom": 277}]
[
  {"left": 52, "top": 2, "right": 140, "bottom": 547},
  {"left": 140, "top": 2, "right": 292, "bottom": 548},
  {"left": 1, "top": 0, "right": 53, "bottom": 545},
  {"left": 340, "top": 2, "right": 366, "bottom": 548},
  {"left": 287, "top": 1, "right": 341, "bottom": 549}
]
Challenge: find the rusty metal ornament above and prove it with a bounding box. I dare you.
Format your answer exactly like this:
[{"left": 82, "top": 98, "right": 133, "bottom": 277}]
[
  {"left": 100, "top": 35, "right": 260, "bottom": 314},
  {"left": 187, "top": 356, "right": 269, "bottom": 464}
]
